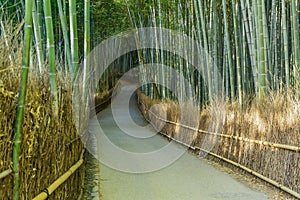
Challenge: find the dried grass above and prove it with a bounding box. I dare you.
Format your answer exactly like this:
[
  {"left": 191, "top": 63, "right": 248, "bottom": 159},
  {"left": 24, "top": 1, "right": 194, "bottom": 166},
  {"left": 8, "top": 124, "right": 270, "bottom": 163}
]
[
  {"left": 137, "top": 90, "right": 300, "bottom": 195},
  {"left": 0, "top": 23, "right": 84, "bottom": 199}
]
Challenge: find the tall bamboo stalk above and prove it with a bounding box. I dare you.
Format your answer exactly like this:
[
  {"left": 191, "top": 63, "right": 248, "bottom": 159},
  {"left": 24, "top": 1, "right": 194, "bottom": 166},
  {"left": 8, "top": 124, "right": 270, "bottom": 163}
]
[
  {"left": 197, "top": 0, "right": 212, "bottom": 101},
  {"left": 232, "top": 0, "right": 242, "bottom": 104},
  {"left": 83, "top": 0, "right": 90, "bottom": 99},
  {"left": 282, "top": 0, "right": 290, "bottom": 90},
  {"left": 36, "top": 0, "right": 44, "bottom": 55},
  {"left": 44, "top": 0, "right": 59, "bottom": 115},
  {"left": 57, "top": 0, "right": 72, "bottom": 74},
  {"left": 222, "top": 0, "right": 235, "bottom": 100},
  {"left": 290, "top": 0, "right": 300, "bottom": 92},
  {"left": 256, "top": 0, "right": 267, "bottom": 98},
  {"left": 12, "top": 0, "right": 33, "bottom": 199},
  {"left": 69, "top": 0, "right": 79, "bottom": 78},
  {"left": 32, "top": 0, "right": 44, "bottom": 73}
]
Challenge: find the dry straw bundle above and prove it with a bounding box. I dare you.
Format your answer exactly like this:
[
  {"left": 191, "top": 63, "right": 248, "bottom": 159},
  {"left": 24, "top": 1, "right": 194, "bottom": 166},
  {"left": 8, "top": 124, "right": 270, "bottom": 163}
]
[{"left": 0, "top": 28, "right": 84, "bottom": 199}]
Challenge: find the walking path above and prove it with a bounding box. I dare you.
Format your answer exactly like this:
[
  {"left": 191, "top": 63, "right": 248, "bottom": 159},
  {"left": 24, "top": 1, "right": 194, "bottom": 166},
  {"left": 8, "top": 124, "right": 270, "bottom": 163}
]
[{"left": 94, "top": 85, "right": 270, "bottom": 200}]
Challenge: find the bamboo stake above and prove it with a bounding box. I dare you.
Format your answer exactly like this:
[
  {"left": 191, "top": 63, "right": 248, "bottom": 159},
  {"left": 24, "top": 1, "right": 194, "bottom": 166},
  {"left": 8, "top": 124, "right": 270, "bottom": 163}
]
[
  {"left": 0, "top": 168, "right": 12, "bottom": 179},
  {"left": 32, "top": 150, "right": 84, "bottom": 200}
]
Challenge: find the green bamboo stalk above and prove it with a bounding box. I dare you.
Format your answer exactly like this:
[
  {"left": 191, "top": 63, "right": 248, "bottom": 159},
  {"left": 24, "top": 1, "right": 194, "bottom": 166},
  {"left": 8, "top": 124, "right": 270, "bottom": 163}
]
[
  {"left": 290, "top": 0, "right": 300, "bottom": 92},
  {"left": 12, "top": 0, "right": 33, "bottom": 198},
  {"left": 222, "top": 0, "right": 235, "bottom": 100},
  {"left": 57, "top": 0, "right": 72, "bottom": 74},
  {"left": 232, "top": 0, "right": 242, "bottom": 104},
  {"left": 240, "top": 0, "right": 255, "bottom": 77},
  {"left": 269, "top": 0, "right": 277, "bottom": 90},
  {"left": 69, "top": 0, "right": 79, "bottom": 78},
  {"left": 256, "top": 0, "right": 267, "bottom": 98},
  {"left": 157, "top": 0, "right": 166, "bottom": 99},
  {"left": 44, "top": 0, "right": 59, "bottom": 114},
  {"left": 262, "top": 0, "right": 270, "bottom": 81},
  {"left": 282, "top": 0, "right": 289, "bottom": 90},
  {"left": 241, "top": 20, "right": 248, "bottom": 94},
  {"left": 197, "top": 0, "right": 212, "bottom": 101},
  {"left": 212, "top": 0, "right": 219, "bottom": 97},
  {"left": 36, "top": 0, "right": 44, "bottom": 55},
  {"left": 83, "top": 0, "right": 90, "bottom": 101},
  {"left": 32, "top": 0, "right": 44, "bottom": 73},
  {"left": 245, "top": 0, "right": 257, "bottom": 91},
  {"left": 192, "top": 0, "right": 204, "bottom": 102}
]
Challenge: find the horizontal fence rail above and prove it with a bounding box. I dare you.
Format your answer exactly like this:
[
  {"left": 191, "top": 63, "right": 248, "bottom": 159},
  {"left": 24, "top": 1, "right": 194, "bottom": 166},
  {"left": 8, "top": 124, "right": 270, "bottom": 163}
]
[
  {"left": 144, "top": 105, "right": 300, "bottom": 152},
  {"left": 0, "top": 168, "right": 12, "bottom": 179},
  {"left": 32, "top": 150, "right": 84, "bottom": 200},
  {"left": 139, "top": 101, "right": 300, "bottom": 199}
]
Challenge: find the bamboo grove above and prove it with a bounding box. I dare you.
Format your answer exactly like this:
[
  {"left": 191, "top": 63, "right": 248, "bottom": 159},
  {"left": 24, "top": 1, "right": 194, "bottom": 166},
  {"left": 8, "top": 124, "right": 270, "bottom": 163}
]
[
  {"left": 0, "top": 0, "right": 299, "bottom": 199},
  {"left": 124, "top": 0, "right": 300, "bottom": 104}
]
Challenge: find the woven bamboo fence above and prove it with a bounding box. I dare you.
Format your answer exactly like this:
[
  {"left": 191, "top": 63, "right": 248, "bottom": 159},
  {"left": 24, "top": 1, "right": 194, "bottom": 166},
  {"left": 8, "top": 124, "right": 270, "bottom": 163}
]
[
  {"left": 0, "top": 70, "right": 84, "bottom": 199},
  {"left": 137, "top": 90, "right": 300, "bottom": 199}
]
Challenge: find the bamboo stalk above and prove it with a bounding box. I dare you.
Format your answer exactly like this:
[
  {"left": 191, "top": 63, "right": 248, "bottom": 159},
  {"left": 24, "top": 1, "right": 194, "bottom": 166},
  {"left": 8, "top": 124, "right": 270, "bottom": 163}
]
[
  {"left": 57, "top": 0, "right": 72, "bottom": 73},
  {"left": 44, "top": 0, "right": 59, "bottom": 115},
  {"left": 282, "top": 0, "right": 290, "bottom": 90},
  {"left": 290, "top": 0, "right": 300, "bottom": 93},
  {"left": 69, "top": 0, "right": 79, "bottom": 77},
  {"left": 232, "top": 0, "right": 243, "bottom": 104},
  {"left": 197, "top": 0, "right": 212, "bottom": 101},
  {"left": 32, "top": 0, "right": 44, "bottom": 73},
  {"left": 256, "top": 0, "right": 268, "bottom": 98},
  {"left": 222, "top": 0, "right": 235, "bottom": 100},
  {"left": 123, "top": 0, "right": 161, "bottom": 99},
  {"left": 0, "top": 168, "right": 12, "bottom": 179},
  {"left": 83, "top": 0, "right": 90, "bottom": 100},
  {"left": 12, "top": 0, "right": 33, "bottom": 198},
  {"left": 32, "top": 150, "right": 84, "bottom": 200}
]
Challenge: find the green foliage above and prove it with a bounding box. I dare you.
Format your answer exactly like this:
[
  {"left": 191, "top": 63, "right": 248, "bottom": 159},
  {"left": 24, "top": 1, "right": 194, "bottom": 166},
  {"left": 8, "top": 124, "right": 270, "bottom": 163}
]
[{"left": 90, "top": 0, "right": 130, "bottom": 44}]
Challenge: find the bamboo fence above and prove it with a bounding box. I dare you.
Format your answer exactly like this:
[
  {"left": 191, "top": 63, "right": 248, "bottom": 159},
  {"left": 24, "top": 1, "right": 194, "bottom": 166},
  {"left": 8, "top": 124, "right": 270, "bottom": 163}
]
[
  {"left": 32, "top": 150, "right": 84, "bottom": 200},
  {"left": 0, "top": 71, "right": 84, "bottom": 199},
  {"left": 147, "top": 110, "right": 300, "bottom": 152}
]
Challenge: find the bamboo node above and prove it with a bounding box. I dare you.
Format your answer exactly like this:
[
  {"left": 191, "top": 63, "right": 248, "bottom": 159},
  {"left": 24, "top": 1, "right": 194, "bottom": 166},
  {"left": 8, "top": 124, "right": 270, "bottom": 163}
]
[{"left": 42, "top": 188, "right": 49, "bottom": 199}]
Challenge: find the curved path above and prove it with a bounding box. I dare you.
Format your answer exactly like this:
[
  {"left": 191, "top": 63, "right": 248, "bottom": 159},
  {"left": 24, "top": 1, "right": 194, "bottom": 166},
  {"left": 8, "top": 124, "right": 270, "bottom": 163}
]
[{"left": 96, "top": 86, "right": 270, "bottom": 200}]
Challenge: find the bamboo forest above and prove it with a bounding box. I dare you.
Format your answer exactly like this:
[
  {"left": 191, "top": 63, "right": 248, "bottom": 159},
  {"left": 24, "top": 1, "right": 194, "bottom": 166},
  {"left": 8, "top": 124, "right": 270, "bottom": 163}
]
[{"left": 0, "top": 0, "right": 299, "bottom": 199}]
